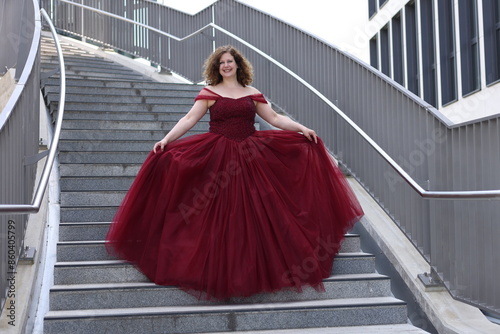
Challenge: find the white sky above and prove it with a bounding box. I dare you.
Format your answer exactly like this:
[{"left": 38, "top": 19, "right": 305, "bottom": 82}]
[{"left": 157, "top": 0, "right": 369, "bottom": 58}]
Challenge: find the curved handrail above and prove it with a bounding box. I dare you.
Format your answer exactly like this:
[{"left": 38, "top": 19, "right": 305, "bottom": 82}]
[
  {"left": 35, "top": 0, "right": 500, "bottom": 200},
  {"left": 0, "top": 8, "right": 66, "bottom": 214}
]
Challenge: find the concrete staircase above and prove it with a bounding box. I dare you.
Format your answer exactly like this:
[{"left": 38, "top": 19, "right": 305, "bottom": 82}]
[{"left": 39, "top": 36, "right": 429, "bottom": 334}]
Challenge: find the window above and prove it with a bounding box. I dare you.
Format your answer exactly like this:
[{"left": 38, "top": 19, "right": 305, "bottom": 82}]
[
  {"left": 369, "top": 0, "right": 377, "bottom": 18},
  {"left": 381, "top": 25, "right": 390, "bottom": 76},
  {"left": 370, "top": 35, "right": 379, "bottom": 69},
  {"left": 392, "top": 13, "right": 404, "bottom": 85},
  {"left": 379, "top": 0, "right": 388, "bottom": 8},
  {"left": 405, "top": 2, "right": 419, "bottom": 95},
  {"left": 459, "top": 0, "right": 480, "bottom": 95},
  {"left": 438, "top": 0, "right": 457, "bottom": 104},
  {"left": 421, "top": 0, "right": 437, "bottom": 106},
  {"left": 482, "top": 0, "right": 500, "bottom": 84}
]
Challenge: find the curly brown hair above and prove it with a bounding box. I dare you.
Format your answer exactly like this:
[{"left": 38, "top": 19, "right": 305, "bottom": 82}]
[{"left": 203, "top": 45, "right": 254, "bottom": 86}]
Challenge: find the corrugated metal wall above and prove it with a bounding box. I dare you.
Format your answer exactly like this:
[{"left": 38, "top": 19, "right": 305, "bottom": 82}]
[{"left": 0, "top": 0, "right": 40, "bottom": 314}]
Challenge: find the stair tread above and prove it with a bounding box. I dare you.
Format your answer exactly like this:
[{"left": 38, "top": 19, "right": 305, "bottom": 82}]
[
  {"left": 199, "top": 324, "right": 430, "bottom": 334},
  {"left": 54, "top": 252, "right": 373, "bottom": 267},
  {"left": 51, "top": 273, "right": 389, "bottom": 292},
  {"left": 57, "top": 233, "right": 360, "bottom": 244},
  {"left": 45, "top": 296, "right": 405, "bottom": 319}
]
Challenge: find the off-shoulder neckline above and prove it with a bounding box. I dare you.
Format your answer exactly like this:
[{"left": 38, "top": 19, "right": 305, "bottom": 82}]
[{"left": 201, "top": 87, "right": 262, "bottom": 100}]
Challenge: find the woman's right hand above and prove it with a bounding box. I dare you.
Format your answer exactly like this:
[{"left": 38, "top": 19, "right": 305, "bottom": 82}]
[{"left": 153, "top": 138, "right": 168, "bottom": 153}]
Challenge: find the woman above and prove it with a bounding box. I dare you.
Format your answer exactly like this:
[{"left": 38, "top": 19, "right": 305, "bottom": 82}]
[{"left": 106, "top": 45, "right": 364, "bottom": 300}]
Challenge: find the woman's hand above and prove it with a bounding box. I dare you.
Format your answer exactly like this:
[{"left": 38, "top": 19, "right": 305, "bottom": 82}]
[
  {"left": 153, "top": 138, "right": 168, "bottom": 153},
  {"left": 300, "top": 126, "right": 318, "bottom": 143}
]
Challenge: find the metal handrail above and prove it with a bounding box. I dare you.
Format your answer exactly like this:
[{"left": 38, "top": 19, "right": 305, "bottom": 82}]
[
  {"left": 0, "top": 8, "right": 66, "bottom": 215},
  {"left": 52, "top": 0, "right": 500, "bottom": 200}
]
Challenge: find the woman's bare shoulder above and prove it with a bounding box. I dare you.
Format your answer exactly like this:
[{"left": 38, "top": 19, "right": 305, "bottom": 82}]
[{"left": 246, "top": 86, "right": 261, "bottom": 95}]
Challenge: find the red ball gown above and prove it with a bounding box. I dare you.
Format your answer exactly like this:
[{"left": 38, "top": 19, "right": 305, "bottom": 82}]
[{"left": 106, "top": 88, "right": 364, "bottom": 300}]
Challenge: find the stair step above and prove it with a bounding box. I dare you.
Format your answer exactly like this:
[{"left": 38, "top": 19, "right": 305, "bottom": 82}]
[
  {"left": 61, "top": 119, "right": 209, "bottom": 131},
  {"left": 43, "top": 297, "right": 407, "bottom": 334},
  {"left": 41, "top": 57, "right": 117, "bottom": 67},
  {"left": 58, "top": 222, "right": 360, "bottom": 248},
  {"left": 45, "top": 70, "right": 146, "bottom": 80},
  {"left": 41, "top": 63, "right": 146, "bottom": 75},
  {"left": 60, "top": 207, "right": 118, "bottom": 223},
  {"left": 46, "top": 93, "right": 195, "bottom": 105},
  {"left": 43, "top": 85, "right": 201, "bottom": 97},
  {"left": 59, "top": 151, "right": 149, "bottom": 164},
  {"left": 59, "top": 140, "right": 168, "bottom": 152},
  {"left": 199, "top": 324, "right": 430, "bottom": 333},
  {"left": 60, "top": 177, "right": 135, "bottom": 191},
  {"left": 53, "top": 72, "right": 146, "bottom": 81},
  {"left": 52, "top": 101, "right": 192, "bottom": 113},
  {"left": 53, "top": 254, "right": 375, "bottom": 285},
  {"left": 55, "top": 236, "right": 361, "bottom": 261},
  {"left": 59, "top": 222, "right": 112, "bottom": 241},
  {"left": 41, "top": 57, "right": 117, "bottom": 68},
  {"left": 58, "top": 134, "right": 213, "bottom": 151},
  {"left": 59, "top": 164, "right": 142, "bottom": 177},
  {"left": 59, "top": 129, "right": 204, "bottom": 141},
  {"left": 43, "top": 77, "right": 202, "bottom": 90},
  {"left": 61, "top": 112, "right": 194, "bottom": 122},
  {"left": 60, "top": 191, "right": 126, "bottom": 207},
  {"left": 49, "top": 273, "right": 391, "bottom": 310}
]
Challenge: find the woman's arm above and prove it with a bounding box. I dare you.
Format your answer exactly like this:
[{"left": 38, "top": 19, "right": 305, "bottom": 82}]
[
  {"left": 153, "top": 99, "right": 209, "bottom": 152},
  {"left": 255, "top": 100, "right": 318, "bottom": 143}
]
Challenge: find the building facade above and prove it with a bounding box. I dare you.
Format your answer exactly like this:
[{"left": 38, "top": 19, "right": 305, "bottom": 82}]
[{"left": 368, "top": 0, "right": 500, "bottom": 124}]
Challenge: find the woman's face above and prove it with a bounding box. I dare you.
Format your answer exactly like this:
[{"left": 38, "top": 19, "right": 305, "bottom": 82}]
[{"left": 218, "top": 52, "right": 238, "bottom": 79}]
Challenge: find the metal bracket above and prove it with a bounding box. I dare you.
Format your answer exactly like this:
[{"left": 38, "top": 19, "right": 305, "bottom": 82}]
[
  {"left": 18, "top": 246, "right": 36, "bottom": 265},
  {"left": 24, "top": 150, "right": 49, "bottom": 166},
  {"left": 418, "top": 268, "right": 444, "bottom": 291}
]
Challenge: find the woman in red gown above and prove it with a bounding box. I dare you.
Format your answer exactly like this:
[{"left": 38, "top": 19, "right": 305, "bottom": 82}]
[{"left": 106, "top": 45, "right": 364, "bottom": 300}]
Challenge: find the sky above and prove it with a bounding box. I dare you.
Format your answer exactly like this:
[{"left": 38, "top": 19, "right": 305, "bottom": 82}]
[{"left": 156, "top": 0, "right": 369, "bottom": 59}]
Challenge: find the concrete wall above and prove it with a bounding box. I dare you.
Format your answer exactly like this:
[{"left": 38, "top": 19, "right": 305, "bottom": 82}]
[{"left": 0, "top": 69, "right": 16, "bottom": 113}]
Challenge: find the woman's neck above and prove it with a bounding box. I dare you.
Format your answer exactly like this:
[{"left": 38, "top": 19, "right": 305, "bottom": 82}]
[{"left": 219, "top": 77, "right": 242, "bottom": 88}]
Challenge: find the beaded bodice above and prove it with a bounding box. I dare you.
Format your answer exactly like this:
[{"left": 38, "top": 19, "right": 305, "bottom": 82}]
[{"left": 195, "top": 88, "right": 268, "bottom": 141}]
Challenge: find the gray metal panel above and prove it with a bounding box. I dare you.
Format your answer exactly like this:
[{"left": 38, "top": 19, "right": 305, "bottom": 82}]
[
  {"left": 0, "top": 0, "right": 40, "bottom": 313},
  {"left": 0, "top": 0, "right": 24, "bottom": 74}
]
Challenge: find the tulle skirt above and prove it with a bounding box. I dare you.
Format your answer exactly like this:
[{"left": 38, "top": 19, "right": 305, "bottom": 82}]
[{"left": 106, "top": 130, "right": 364, "bottom": 300}]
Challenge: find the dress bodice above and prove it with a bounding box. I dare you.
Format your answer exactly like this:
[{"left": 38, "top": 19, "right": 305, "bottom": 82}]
[{"left": 195, "top": 88, "right": 268, "bottom": 141}]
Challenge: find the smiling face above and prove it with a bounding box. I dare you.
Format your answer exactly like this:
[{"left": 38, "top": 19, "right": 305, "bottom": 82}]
[
  {"left": 218, "top": 52, "right": 238, "bottom": 79},
  {"left": 203, "top": 45, "right": 253, "bottom": 86}
]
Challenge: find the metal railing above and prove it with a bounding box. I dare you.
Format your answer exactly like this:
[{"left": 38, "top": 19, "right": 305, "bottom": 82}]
[
  {"left": 39, "top": 0, "right": 500, "bottom": 316},
  {"left": 0, "top": 0, "right": 66, "bottom": 314},
  {"left": 0, "top": 8, "right": 66, "bottom": 215}
]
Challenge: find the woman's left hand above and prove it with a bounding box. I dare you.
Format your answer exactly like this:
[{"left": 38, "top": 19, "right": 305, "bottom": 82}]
[{"left": 301, "top": 126, "right": 318, "bottom": 143}]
